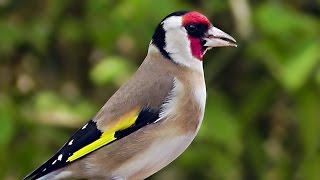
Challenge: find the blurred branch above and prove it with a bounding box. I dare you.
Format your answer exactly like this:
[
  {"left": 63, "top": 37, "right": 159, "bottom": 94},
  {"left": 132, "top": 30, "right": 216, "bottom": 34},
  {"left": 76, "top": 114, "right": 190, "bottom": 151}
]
[{"left": 229, "top": 0, "right": 253, "bottom": 39}]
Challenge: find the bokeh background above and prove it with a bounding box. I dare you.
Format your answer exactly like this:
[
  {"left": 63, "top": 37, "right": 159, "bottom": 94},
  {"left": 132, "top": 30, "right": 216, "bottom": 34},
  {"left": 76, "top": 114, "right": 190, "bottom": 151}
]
[{"left": 0, "top": 0, "right": 319, "bottom": 179}]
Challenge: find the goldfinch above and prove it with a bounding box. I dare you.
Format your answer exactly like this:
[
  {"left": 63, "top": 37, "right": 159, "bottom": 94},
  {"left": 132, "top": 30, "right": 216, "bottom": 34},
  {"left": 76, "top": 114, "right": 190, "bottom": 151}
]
[{"left": 24, "top": 11, "right": 236, "bottom": 180}]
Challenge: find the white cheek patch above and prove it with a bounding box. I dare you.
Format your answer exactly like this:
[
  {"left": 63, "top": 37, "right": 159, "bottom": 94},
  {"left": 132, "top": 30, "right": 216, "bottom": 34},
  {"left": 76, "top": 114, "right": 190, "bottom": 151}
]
[
  {"left": 162, "top": 16, "right": 203, "bottom": 72},
  {"left": 161, "top": 16, "right": 183, "bottom": 30}
]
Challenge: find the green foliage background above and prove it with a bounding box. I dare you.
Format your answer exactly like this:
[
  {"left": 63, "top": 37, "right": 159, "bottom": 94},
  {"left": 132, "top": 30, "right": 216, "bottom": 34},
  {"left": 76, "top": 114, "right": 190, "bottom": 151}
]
[{"left": 0, "top": 0, "right": 319, "bottom": 179}]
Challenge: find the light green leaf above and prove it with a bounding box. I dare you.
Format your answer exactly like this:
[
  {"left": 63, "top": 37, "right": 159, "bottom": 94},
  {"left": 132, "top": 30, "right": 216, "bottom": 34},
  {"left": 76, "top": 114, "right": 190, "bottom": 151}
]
[
  {"left": 90, "top": 56, "right": 136, "bottom": 86},
  {"left": 26, "top": 91, "right": 96, "bottom": 127},
  {"left": 281, "top": 41, "right": 320, "bottom": 91}
]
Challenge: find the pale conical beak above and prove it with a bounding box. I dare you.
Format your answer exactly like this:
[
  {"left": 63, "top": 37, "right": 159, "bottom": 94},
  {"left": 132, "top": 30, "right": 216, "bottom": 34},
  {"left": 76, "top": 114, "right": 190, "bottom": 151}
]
[{"left": 203, "top": 26, "right": 237, "bottom": 48}]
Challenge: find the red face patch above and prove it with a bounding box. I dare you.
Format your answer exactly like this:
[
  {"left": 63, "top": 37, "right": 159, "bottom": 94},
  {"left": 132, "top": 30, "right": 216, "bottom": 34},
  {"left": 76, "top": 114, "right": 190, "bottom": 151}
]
[
  {"left": 182, "top": 11, "right": 210, "bottom": 27},
  {"left": 182, "top": 12, "right": 210, "bottom": 60},
  {"left": 188, "top": 36, "right": 205, "bottom": 60}
]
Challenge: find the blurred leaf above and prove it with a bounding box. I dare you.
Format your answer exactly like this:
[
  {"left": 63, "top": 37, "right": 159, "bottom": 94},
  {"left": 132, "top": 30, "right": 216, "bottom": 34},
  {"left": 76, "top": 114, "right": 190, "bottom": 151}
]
[
  {"left": 90, "top": 56, "right": 136, "bottom": 86},
  {"left": 24, "top": 91, "right": 96, "bottom": 127},
  {"left": 281, "top": 41, "right": 320, "bottom": 92},
  {"left": 0, "top": 95, "right": 14, "bottom": 147},
  {"left": 59, "top": 18, "right": 86, "bottom": 42},
  {"left": 298, "top": 156, "right": 320, "bottom": 180},
  {"left": 238, "top": 79, "right": 275, "bottom": 123},
  {"left": 316, "top": 68, "right": 320, "bottom": 86},
  {"left": 201, "top": 89, "right": 242, "bottom": 153},
  {"left": 0, "top": 20, "right": 23, "bottom": 55},
  {"left": 295, "top": 87, "right": 320, "bottom": 180},
  {"left": 253, "top": 3, "right": 320, "bottom": 92},
  {"left": 255, "top": 3, "right": 318, "bottom": 48},
  {"left": 86, "top": 0, "right": 186, "bottom": 50},
  {"left": 25, "top": 20, "right": 51, "bottom": 53},
  {"left": 295, "top": 88, "right": 320, "bottom": 155}
]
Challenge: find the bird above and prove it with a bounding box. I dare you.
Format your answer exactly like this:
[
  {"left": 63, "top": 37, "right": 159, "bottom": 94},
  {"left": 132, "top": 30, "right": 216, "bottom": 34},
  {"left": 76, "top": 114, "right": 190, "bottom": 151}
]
[{"left": 23, "top": 10, "right": 236, "bottom": 180}]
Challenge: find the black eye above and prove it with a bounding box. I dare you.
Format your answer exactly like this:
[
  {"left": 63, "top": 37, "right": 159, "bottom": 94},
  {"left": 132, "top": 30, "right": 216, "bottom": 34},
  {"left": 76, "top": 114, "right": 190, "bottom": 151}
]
[
  {"left": 186, "top": 24, "right": 197, "bottom": 33},
  {"left": 185, "top": 24, "right": 208, "bottom": 38}
]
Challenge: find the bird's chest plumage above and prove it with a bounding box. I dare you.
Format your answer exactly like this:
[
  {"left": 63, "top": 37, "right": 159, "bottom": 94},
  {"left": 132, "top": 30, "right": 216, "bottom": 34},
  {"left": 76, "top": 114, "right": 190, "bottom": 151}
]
[
  {"left": 112, "top": 75, "right": 207, "bottom": 179},
  {"left": 159, "top": 76, "right": 206, "bottom": 133}
]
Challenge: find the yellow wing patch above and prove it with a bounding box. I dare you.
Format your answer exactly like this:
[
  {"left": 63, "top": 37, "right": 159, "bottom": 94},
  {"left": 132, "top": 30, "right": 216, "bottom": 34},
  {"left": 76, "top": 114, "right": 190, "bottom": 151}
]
[{"left": 67, "top": 108, "right": 140, "bottom": 162}]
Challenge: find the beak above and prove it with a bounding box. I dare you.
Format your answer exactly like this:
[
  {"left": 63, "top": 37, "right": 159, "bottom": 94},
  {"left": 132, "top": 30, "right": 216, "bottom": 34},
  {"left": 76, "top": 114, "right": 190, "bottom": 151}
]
[{"left": 203, "top": 26, "right": 237, "bottom": 48}]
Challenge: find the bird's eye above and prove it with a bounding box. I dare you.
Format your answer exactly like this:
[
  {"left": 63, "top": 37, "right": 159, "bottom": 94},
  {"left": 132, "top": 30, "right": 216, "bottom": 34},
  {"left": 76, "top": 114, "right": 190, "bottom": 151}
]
[
  {"left": 185, "top": 24, "right": 208, "bottom": 38},
  {"left": 186, "top": 24, "right": 197, "bottom": 33}
]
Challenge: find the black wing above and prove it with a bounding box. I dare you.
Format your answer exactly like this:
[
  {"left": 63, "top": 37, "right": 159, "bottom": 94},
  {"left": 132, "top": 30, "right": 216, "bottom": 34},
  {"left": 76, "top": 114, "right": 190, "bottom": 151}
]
[{"left": 23, "top": 109, "right": 159, "bottom": 180}]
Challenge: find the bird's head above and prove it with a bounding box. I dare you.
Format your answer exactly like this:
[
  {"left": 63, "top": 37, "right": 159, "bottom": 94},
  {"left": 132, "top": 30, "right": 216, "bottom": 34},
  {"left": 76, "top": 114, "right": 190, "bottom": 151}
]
[{"left": 151, "top": 11, "right": 236, "bottom": 68}]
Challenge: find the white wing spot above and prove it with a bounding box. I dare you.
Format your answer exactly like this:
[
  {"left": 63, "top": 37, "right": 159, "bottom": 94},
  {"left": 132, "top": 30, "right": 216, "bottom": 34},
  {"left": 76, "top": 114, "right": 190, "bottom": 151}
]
[
  {"left": 68, "top": 139, "right": 74, "bottom": 145},
  {"left": 82, "top": 123, "right": 88, "bottom": 129},
  {"left": 42, "top": 168, "right": 46, "bottom": 172},
  {"left": 52, "top": 160, "right": 57, "bottom": 165},
  {"left": 58, "top": 154, "right": 63, "bottom": 161}
]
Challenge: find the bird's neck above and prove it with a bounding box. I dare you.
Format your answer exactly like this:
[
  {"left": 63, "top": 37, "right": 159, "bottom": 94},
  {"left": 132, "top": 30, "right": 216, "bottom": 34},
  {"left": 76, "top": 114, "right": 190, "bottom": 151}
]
[{"left": 147, "top": 44, "right": 204, "bottom": 75}]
